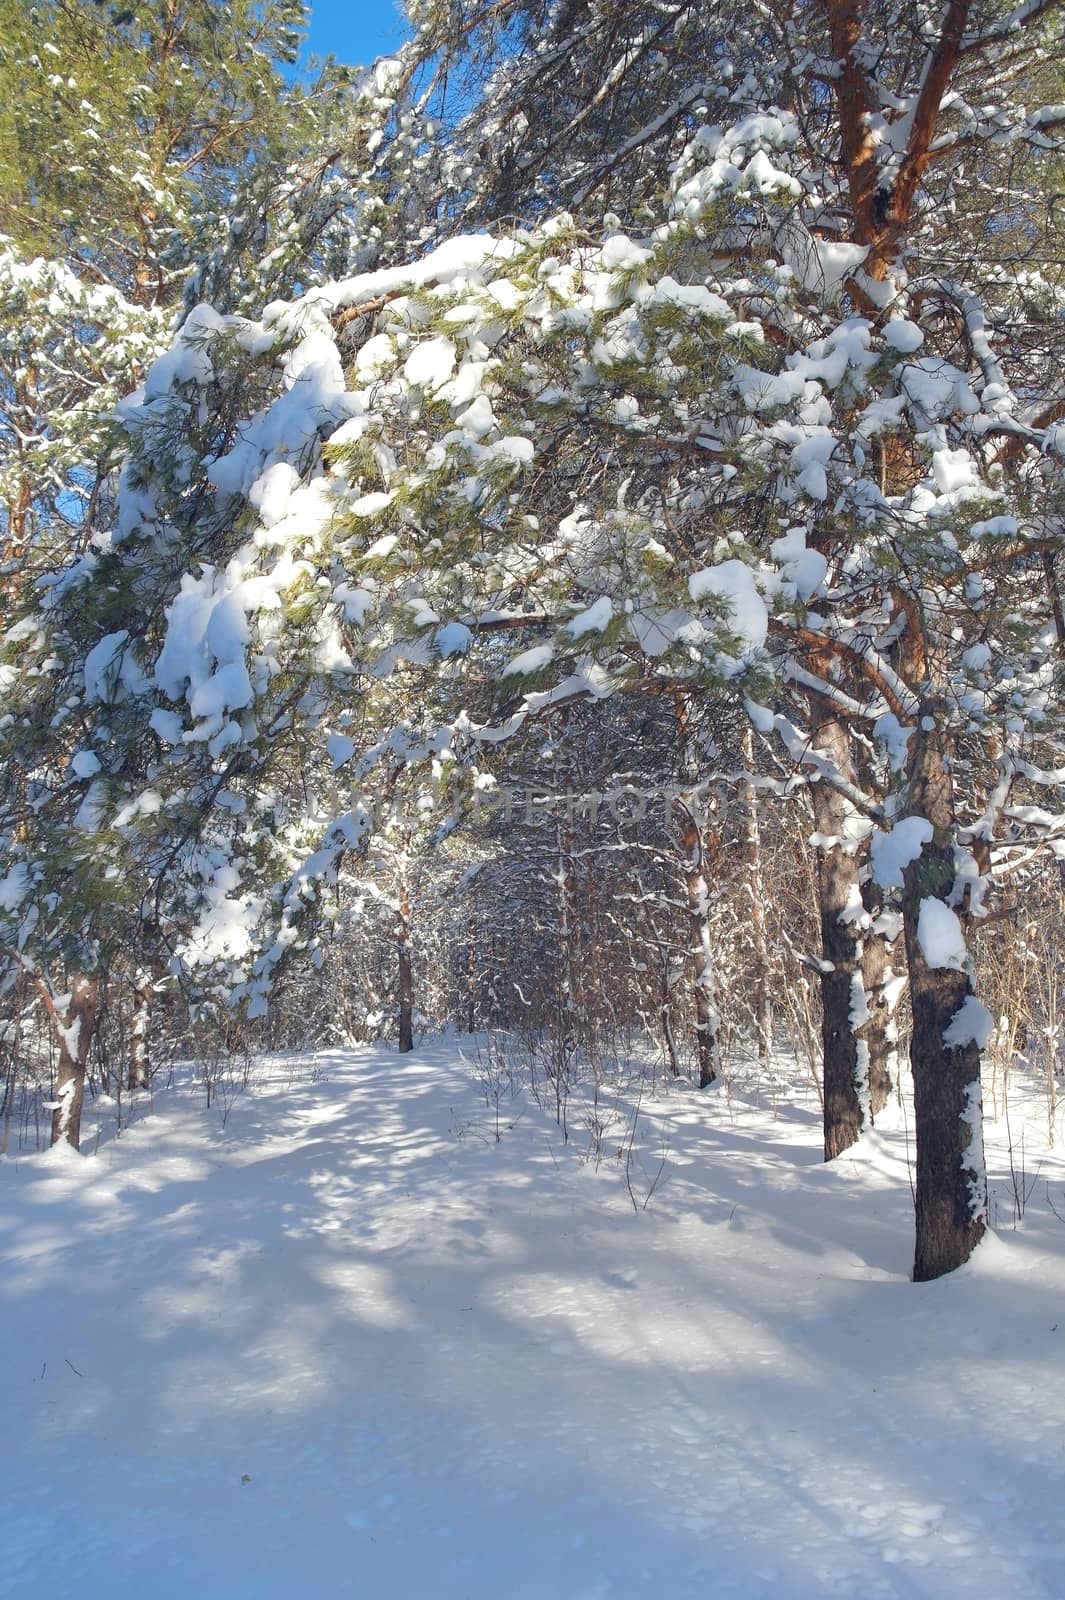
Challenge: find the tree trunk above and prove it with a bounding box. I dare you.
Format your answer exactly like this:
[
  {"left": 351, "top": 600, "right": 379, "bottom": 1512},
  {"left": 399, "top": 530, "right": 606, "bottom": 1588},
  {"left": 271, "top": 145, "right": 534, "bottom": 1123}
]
[
  {"left": 398, "top": 942, "right": 414, "bottom": 1052},
  {"left": 740, "top": 728, "right": 772, "bottom": 1064},
  {"left": 128, "top": 970, "right": 152, "bottom": 1091},
  {"left": 674, "top": 694, "right": 721, "bottom": 1086},
  {"left": 658, "top": 951, "right": 682, "bottom": 1078},
  {"left": 859, "top": 882, "right": 894, "bottom": 1118},
  {"left": 395, "top": 831, "right": 415, "bottom": 1054},
  {"left": 465, "top": 929, "right": 476, "bottom": 1036},
  {"left": 397, "top": 868, "right": 414, "bottom": 1054},
  {"left": 552, "top": 767, "right": 580, "bottom": 1064},
  {"left": 51, "top": 976, "right": 99, "bottom": 1150},
  {"left": 678, "top": 802, "right": 720, "bottom": 1088},
  {"left": 901, "top": 705, "right": 986, "bottom": 1281},
  {"left": 1, "top": 472, "right": 32, "bottom": 621},
  {"left": 809, "top": 700, "right": 866, "bottom": 1160}
]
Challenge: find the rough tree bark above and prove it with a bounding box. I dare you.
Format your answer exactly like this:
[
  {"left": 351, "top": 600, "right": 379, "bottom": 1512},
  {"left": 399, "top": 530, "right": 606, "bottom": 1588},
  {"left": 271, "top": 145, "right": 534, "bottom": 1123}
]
[
  {"left": 859, "top": 880, "right": 895, "bottom": 1118},
  {"left": 397, "top": 838, "right": 414, "bottom": 1054},
  {"left": 677, "top": 797, "right": 722, "bottom": 1088},
  {"left": 51, "top": 976, "right": 99, "bottom": 1149},
  {"left": 465, "top": 928, "right": 477, "bottom": 1036},
  {"left": 129, "top": 969, "right": 153, "bottom": 1092},
  {"left": 740, "top": 727, "right": 772, "bottom": 1064},
  {"left": 825, "top": 0, "right": 974, "bottom": 290},
  {"left": 901, "top": 703, "right": 986, "bottom": 1281},
  {"left": 674, "top": 693, "right": 721, "bottom": 1086},
  {"left": 808, "top": 695, "right": 867, "bottom": 1159}
]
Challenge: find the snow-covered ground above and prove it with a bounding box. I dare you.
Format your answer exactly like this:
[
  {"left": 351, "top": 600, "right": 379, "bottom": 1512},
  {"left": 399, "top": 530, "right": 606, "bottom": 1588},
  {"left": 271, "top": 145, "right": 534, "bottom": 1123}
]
[{"left": 3, "top": 1038, "right": 1065, "bottom": 1599}]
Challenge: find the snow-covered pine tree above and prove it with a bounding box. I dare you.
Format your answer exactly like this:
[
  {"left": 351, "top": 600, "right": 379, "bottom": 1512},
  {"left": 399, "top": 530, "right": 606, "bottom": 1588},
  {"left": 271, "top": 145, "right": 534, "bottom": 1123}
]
[
  {"left": 36, "top": 165, "right": 1055, "bottom": 1262},
  {"left": 10, "top": 0, "right": 1065, "bottom": 1286},
  {"left": 398, "top": 0, "right": 1065, "bottom": 1183},
  {"left": 0, "top": 0, "right": 355, "bottom": 598},
  {"left": 0, "top": 0, "right": 359, "bottom": 1143}
]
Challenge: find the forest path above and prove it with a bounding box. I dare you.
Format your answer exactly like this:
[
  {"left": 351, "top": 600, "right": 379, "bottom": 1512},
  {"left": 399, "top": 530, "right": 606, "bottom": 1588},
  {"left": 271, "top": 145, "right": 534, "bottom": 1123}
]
[{"left": 2, "top": 1039, "right": 1065, "bottom": 1598}]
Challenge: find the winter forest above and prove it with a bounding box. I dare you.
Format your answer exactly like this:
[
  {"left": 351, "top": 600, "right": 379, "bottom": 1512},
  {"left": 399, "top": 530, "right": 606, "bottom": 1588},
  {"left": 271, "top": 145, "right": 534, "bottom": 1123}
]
[{"left": 3, "top": 0, "right": 1065, "bottom": 1593}]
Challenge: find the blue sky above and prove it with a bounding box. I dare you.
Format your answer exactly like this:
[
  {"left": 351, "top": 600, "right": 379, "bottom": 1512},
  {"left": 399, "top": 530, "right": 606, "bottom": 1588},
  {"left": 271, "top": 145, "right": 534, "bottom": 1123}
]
[{"left": 302, "top": 0, "right": 410, "bottom": 66}]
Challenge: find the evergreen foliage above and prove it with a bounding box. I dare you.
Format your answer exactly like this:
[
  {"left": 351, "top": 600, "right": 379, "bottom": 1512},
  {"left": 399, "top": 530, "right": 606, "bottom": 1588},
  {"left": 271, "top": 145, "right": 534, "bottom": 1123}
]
[{"left": 2, "top": 0, "right": 1065, "bottom": 1280}]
